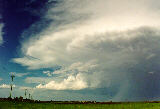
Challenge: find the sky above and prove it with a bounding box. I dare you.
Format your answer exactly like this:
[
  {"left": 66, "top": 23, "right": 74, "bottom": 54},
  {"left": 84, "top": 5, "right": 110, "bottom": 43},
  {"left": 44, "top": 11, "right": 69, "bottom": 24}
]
[{"left": 1, "top": 0, "right": 160, "bottom": 101}]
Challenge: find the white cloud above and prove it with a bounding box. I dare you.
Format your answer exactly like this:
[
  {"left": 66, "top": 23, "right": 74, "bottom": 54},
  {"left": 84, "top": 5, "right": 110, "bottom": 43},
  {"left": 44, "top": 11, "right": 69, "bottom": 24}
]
[
  {"left": 10, "top": 72, "right": 29, "bottom": 77},
  {"left": 19, "top": 86, "right": 33, "bottom": 91},
  {"left": 0, "top": 84, "right": 15, "bottom": 88},
  {"left": 43, "top": 71, "right": 52, "bottom": 77},
  {"left": 0, "top": 23, "right": 4, "bottom": 45},
  {"left": 20, "top": 27, "right": 160, "bottom": 93},
  {"left": 25, "top": 77, "right": 53, "bottom": 84},
  {"left": 12, "top": 0, "right": 160, "bottom": 99},
  {"left": 53, "top": 60, "right": 97, "bottom": 75},
  {"left": 36, "top": 73, "right": 88, "bottom": 90},
  {"left": 148, "top": 72, "right": 154, "bottom": 74},
  {"left": 36, "top": 61, "right": 98, "bottom": 90},
  {"left": 13, "top": 0, "right": 160, "bottom": 69}
]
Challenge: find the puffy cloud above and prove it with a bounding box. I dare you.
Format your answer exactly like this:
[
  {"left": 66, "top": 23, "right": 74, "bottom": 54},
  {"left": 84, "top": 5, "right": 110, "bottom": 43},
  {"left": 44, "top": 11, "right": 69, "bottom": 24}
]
[
  {"left": 28, "top": 61, "right": 99, "bottom": 90},
  {"left": 36, "top": 73, "right": 88, "bottom": 90},
  {"left": 13, "top": 0, "right": 160, "bottom": 100},
  {"left": 0, "top": 84, "right": 15, "bottom": 88}
]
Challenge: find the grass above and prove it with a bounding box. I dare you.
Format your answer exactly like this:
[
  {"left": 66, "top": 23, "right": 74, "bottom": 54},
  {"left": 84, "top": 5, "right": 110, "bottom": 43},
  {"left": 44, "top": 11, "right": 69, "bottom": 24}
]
[{"left": 0, "top": 102, "right": 160, "bottom": 109}]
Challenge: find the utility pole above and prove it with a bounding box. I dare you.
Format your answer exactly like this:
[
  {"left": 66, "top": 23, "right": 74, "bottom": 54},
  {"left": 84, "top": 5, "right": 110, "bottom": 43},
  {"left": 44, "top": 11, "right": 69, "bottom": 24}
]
[
  {"left": 25, "top": 89, "right": 27, "bottom": 99},
  {"left": 10, "top": 72, "right": 15, "bottom": 98},
  {"left": 29, "top": 93, "right": 30, "bottom": 99},
  {"left": 11, "top": 73, "right": 15, "bottom": 82}
]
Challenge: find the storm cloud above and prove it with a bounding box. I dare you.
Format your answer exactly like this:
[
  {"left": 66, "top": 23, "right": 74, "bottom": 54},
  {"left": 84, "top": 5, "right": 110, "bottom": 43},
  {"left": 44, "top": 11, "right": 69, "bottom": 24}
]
[{"left": 13, "top": 0, "right": 160, "bottom": 100}]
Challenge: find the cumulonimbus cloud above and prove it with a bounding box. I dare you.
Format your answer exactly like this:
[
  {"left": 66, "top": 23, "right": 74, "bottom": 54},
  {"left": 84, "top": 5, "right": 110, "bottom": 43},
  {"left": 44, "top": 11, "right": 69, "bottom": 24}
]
[{"left": 13, "top": 0, "right": 160, "bottom": 100}]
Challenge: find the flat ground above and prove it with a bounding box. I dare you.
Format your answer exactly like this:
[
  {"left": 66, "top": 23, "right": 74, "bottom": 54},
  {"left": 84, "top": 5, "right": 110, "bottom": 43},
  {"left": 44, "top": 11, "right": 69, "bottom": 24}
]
[{"left": 0, "top": 102, "right": 160, "bottom": 109}]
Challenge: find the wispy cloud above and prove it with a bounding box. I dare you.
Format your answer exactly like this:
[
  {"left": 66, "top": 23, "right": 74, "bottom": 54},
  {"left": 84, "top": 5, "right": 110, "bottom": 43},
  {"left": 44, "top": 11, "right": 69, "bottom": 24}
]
[
  {"left": 43, "top": 71, "right": 52, "bottom": 77},
  {"left": 10, "top": 72, "right": 29, "bottom": 77},
  {"left": 0, "top": 23, "right": 4, "bottom": 45},
  {"left": 25, "top": 77, "right": 53, "bottom": 84},
  {"left": 19, "top": 86, "right": 33, "bottom": 90}
]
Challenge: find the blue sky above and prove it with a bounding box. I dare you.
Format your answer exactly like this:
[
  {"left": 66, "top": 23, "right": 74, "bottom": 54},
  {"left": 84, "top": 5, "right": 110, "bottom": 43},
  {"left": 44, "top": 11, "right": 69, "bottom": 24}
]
[{"left": 1, "top": 0, "right": 160, "bottom": 101}]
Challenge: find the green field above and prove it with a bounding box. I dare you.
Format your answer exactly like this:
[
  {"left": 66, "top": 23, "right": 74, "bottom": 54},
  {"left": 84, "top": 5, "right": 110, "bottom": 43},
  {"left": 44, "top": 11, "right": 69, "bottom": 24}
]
[{"left": 0, "top": 102, "right": 160, "bottom": 109}]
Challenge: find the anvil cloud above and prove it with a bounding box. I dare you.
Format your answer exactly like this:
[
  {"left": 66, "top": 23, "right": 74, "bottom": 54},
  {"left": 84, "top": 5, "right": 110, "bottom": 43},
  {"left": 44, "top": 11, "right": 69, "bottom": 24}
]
[{"left": 13, "top": 0, "right": 160, "bottom": 100}]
